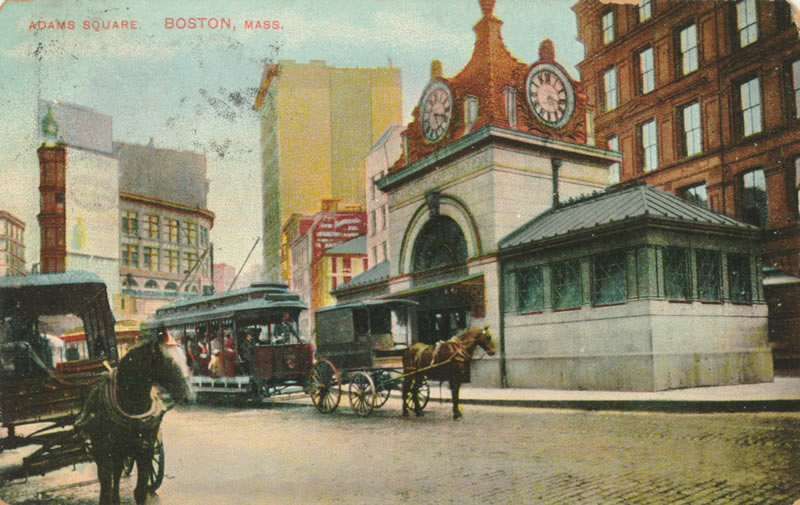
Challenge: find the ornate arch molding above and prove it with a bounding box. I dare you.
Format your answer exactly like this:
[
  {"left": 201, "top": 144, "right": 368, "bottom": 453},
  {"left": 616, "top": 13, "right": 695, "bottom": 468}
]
[{"left": 399, "top": 192, "right": 482, "bottom": 276}]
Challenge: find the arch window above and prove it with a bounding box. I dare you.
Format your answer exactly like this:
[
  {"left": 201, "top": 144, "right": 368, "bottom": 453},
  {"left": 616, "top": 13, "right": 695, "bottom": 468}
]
[
  {"left": 411, "top": 216, "right": 468, "bottom": 272},
  {"left": 145, "top": 280, "right": 159, "bottom": 289}
]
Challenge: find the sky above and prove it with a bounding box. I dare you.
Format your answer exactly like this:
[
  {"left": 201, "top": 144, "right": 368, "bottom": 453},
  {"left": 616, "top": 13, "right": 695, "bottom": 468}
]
[{"left": 0, "top": 0, "right": 586, "bottom": 272}]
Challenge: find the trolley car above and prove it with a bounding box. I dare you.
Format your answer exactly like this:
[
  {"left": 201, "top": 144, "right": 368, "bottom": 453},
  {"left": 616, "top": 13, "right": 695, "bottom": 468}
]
[{"left": 147, "top": 282, "right": 313, "bottom": 401}]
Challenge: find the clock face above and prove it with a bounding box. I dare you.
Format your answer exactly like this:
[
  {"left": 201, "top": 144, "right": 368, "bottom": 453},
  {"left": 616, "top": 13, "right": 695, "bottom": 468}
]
[
  {"left": 525, "top": 63, "right": 575, "bottom": 128},
  {"left": 420, "top": 81, "right": 452, "bottom": 142}
]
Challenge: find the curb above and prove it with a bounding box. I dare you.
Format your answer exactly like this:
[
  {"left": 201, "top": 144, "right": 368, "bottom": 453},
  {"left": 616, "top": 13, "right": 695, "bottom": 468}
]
[{"left": 452, "top": 397, "right": 800, "bottom": 413}]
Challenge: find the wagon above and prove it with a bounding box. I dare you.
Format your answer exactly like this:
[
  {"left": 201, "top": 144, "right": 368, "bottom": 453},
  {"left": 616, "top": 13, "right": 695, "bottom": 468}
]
[
  {"left": 309, "top": 299, "right": 430, "bottom": 416},
  {"left": 0, "top": 271, "right": 164, "bottom": 490}
]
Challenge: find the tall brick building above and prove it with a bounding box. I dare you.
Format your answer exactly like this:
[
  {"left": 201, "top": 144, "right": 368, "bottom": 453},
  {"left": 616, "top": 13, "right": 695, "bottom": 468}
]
[{"left": 574, "top": 0, "right": 800, "bottom": 373}]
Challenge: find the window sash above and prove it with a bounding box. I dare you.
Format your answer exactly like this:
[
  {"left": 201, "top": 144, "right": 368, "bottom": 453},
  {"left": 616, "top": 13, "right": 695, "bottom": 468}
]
[
  {"left": 604, "top": 68, "right": 618, "bottom": 110},
  {"left": 680, "top": 24, "right": 698, "bottom": 75},
  {"left": 639, "top": 0, "right": 652, "bottom": 22},
  {"left": 639, "top": 47, "right": 655, "bottom": 93},
  {"left": 664, "top": 247, "right": 691, "bottom": 299},
  {"left": 742, "top": 168, "right": 768, "bottom": 227},
  {"left": 682, "top": 184, "right": 708, "bottom": 207},
  {"left": 517, "top": 267, "right": 544, "bottom": 312},
  {"left": 792, "top": 60, "right": 800, "bottom": 118},
  {"left": 552, "top": 261, "right": 582, "bottom": 309},
  {"left": 740, "top": 78, "right": 762, "bottom": 136},
  {"left": 728, "top": 253, "right": 752, "bottom": 302},
  {"left": 608, "top": 135, "right": 620, "bottom": 185},
  {"left": 682, "top": 102, "right": 702, "bottom": 156},
  {"left": 696, "top": 249, "right": 721, "bottom": 301},
  {"left": 641, "top": 120, "right": 658, "bottom": 171},
  {"left": 737, "top": 0, "right": 758, "bottom": 47},
  {"left": 593, "top": 253, "right": 626, "bottom": 305},
  {"left": 602, "top": 11, "right": 615, "bottom": 44}
]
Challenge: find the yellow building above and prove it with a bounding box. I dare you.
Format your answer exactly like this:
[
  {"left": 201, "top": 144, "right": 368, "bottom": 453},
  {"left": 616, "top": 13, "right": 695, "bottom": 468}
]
[{"left": 254, "top": 59, "right": 402, "bottom": 281}]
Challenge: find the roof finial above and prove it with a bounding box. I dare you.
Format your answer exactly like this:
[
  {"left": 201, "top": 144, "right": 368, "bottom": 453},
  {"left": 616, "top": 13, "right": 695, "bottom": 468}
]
[
  {"left": 480, "top": 0, "right": 495, "bottom": 17},
  {"left": 431, "top": 59, "right": 443, "bottom": 79},
  {"left": 539, "top": 39, "right": 555, "bottom": 61},
  {"left": 41, "top": 105, "right": 58, "bottom": 146}
]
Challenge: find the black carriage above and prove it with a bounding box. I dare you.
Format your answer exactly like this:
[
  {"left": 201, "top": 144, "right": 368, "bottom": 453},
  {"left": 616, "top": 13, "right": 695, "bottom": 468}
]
[
  {"left": 309, "top": 299, "right": 430, "bottom": 417},
  {"left": 148, "top": 282, "right": 313, "bottom": 402},
  {"left": 0, "top": 271, "right": 163, "bottom": 489}
]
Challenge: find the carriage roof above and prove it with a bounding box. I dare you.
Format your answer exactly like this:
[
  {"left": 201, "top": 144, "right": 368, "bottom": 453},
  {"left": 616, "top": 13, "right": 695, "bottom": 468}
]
[
  {"left": 0, "top": 271, "right": 111, "bottom": 319},
  {"left": 149, "top": 282, "right": 307, "bottom": 329}
]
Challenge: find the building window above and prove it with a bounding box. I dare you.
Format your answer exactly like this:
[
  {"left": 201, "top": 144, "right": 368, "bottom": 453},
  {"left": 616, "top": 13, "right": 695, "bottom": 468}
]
[
  {"left": 678, "top": 24, "right": 698, "bottom": 76},
  {"left": 331, "top": 276, "right": 338, "bottom": 290},
  {"left": 145, "top": 214, "right": 159, "bottom": 240},
  {"left": 185, "top": 222, "right": 197, "bottom": 246},
  {"left": 795, "top": 158, "right": 800, "bottom": 218},
  {"left": 465, "top": 95, "right": 479, "bottom": 128},
  {"left": 736, "top": 0, "right": 758, "bottom": 48},
  {"left": 663, "top": 247, "right": 691, "bottom": 300},
  {"left": 791, "top": 60, "right": 800, "bottom": 119},
  {"left": 696, "top": 249, "right": 721, "bottom": 301},
  {"left": 145, "top": 280, "right": 159, "bottom": 289},
  {"left": 592, "top": 252, "right": 626, "bottom": 305},
  {"left": 603, "top": 67, "right": 618, "bottom": 111},
  {"left": 727, "top": 253, "right": 752, "bottom": 302},
  {"left": 638, "top": 0, "right": 652, "bottom": 23},
  {"left": 552, "top": 260, "right": 582, "bottom": 309},
  {"left": 602, "top": 10, "right": 615, "bottom": 45},
  {"left": 165, "top": 249, "right": 179, "bottom": 273},
  {"left": 122, "top": 211, "right": 138, "bottom": 236},
  {"left": 411, "top": 216, "right": 468, "bottom": 272},
  {"left": 122, "top": 243, "right": 139, "bottom": 268},
  {"left": 741, "top": 168, "right": 768, "bottom": 227},
  {"left": 165, "top": 281, "right": 178, "bottom": 291},
  {"left": 607, "top": 135, "right": 620, "bottom": 185},
  {"left": 370, "top": 175, "right": 378, "bottom": 201},
  {"left": 737, "top": 77, "right": 762, "bottom": 137},
  {"left": 184, "top": 251, "right": 198, "bottom": 272},
  {"left": 370, "top": 210, "right": 377, "bottom": 236},
  {"left": 143, "top": 246, "right": 159, "bottom": 271},
  {"left": 381, "top": 241, "right": 388, "bottom": 263},
  {"left": 343, "top": 257, "right": 352, "bottom": 273},
  {"left": 167, "top": 219, "right": 179, "bottom": 243},
  {"left": 516, "top": 267, "right": 544, "bottom": 313},
  {"left": 680, "top": 183, "right": 708, "bottom": 207},
  {"left": 639, "top": 119, "right": 658, "bottom": 172},
  {"left": 680, "top": 101, "right": 702, "bottom": 157},
  {"left": 637, "top": 46, "right": 655, "bottom": 94},
  {"left": 380, "top": 206, "right": 387, "bottom": 231},
  {"left": 200, "top": 226, "right": 208, "bottom": 245}
]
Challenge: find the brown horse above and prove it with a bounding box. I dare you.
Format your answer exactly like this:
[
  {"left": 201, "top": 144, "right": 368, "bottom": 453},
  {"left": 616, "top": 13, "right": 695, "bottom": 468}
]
[
  {"left": 77, "top": 331, "right": 190, "bottom": 505},
  {"left": 402, "top": 326, "right": 496, "bottom": 420}
]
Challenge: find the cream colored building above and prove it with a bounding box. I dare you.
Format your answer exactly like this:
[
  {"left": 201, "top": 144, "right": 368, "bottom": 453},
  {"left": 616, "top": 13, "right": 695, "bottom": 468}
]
[
  {"left": 365, "top": 124, "right": 403, "bottom": 268},
  {"left": 254, "top": 60, "right": 403, "bottom": 281},
  {"left": 0, "top": 211, "right": 25, "bottom": 276}
]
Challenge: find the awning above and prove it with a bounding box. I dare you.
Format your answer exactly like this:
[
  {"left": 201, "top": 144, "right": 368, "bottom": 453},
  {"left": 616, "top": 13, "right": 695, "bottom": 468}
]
[{"left": 390, "top": 273, "right": 485, "bottom": 317}]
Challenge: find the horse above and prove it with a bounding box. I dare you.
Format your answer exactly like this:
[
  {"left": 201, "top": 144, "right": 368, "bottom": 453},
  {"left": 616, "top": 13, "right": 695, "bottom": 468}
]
[
  {"left": 402, "top": 326, "right": 496, "bottom": 420},
  {"left": 77, "top": 330, "right": 191, "bottom": 505}
]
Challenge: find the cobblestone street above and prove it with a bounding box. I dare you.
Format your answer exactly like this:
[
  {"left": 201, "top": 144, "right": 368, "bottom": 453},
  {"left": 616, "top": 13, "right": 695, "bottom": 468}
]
[{"left": 2, "top": 399, "right": 799, "bottom": 505}]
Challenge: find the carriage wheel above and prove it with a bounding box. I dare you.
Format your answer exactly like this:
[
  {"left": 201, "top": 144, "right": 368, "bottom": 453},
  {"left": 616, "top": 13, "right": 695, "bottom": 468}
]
[
  {"left": 122, "top": 433, "right": 165, "bottom": 491},
  {"left": 146, "top": 434, "right": 166, "bottom": 491},
  {"left": 308, "top": 359, "right": 341, "bottom": 414},
  {"left": 372, "top": 370, "right": 392, "bottom": 408},
  {"left": 348, "top": 372, "right": 376, "bottom": 417},
  {"left": 404, "top": 376, "right": 430, "bottom": 413}
]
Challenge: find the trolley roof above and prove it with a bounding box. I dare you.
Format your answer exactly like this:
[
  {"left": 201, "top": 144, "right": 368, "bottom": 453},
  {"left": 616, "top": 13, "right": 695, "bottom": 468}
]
[{"left": 150, "top": 282, "right": 307, "bottom": 328}]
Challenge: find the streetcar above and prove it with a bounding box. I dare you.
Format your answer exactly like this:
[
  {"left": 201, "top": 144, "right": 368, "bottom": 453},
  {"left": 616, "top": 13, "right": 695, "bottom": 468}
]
[{"left": 147, "top": 281, "right": 313, "bottom": 401}]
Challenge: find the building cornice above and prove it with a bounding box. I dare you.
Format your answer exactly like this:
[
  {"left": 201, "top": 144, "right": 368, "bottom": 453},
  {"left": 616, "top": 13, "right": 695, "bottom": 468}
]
[{"left": 120, "top": 192, "right": 215, "bottom": 222}]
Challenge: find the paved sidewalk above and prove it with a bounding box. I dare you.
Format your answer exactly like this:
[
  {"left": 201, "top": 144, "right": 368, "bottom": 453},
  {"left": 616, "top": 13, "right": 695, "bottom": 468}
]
[{"left": 424, "top": 376, "right": 800, "bottom": 413}]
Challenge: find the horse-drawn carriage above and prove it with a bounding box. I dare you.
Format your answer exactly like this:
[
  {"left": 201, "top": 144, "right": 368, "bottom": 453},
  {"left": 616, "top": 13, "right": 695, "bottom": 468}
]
[
  {"left": 0, "top": 271, "right": 183, "bottom": 505},
  {"left": 309, "top": 299, "right": 496, "bottom": 419}
]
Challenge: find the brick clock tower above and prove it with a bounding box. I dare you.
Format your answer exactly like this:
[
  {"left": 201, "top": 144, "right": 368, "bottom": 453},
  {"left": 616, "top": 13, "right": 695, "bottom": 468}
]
[{"left": 37, "top": 106, "right": 67, "bottom": 273}]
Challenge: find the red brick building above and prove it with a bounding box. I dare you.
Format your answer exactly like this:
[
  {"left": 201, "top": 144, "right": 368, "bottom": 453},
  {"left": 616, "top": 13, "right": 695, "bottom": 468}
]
[{"left": 574, "top": 0, "right": 800, "bottom": 373}]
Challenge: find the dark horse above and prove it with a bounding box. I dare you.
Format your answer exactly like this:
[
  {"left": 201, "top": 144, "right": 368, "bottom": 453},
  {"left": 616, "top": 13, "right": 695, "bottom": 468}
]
[
  {"left": 402, "top": 326, "right": 496, "bottom": 420},
  {"left": 77, "top": 331, "right": 190, "bottom": 505}
]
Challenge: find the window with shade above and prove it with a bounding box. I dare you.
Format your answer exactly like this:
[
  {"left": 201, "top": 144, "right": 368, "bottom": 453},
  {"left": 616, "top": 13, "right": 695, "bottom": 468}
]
[
  {"left": 741, "top": 168, "right": 768, "bottom": 227},
  {"left": 603, "top": 67, "right": 618, "bottom": 111},
  {"left": 679, "top": 101, "right": 702, "bottom": 157}
]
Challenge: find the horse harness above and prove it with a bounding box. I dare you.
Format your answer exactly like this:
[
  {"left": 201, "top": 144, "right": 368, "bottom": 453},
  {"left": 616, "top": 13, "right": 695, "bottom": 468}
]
[{"left": 76, "top": 366, "right": 166, "bottom": 436}]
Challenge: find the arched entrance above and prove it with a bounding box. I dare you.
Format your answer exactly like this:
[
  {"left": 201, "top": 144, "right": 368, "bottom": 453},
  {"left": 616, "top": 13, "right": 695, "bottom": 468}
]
[{"left": 411, "top": 216, "right": 471, "bottom": 344}]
